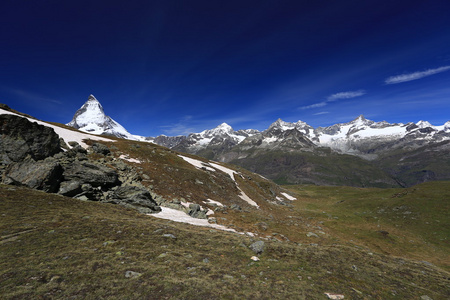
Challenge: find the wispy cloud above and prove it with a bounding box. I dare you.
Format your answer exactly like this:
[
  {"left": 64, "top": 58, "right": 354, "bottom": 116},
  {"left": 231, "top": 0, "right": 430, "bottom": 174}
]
[
  {"left": 299, "top": 102, "right": 326, "bottom": 110},
  {"left": 313, "top": 111, "right": 329, "bottom": 115},
  {"left": 385, "top": 65, "right": 450, "bottom": 84},
  {"left": 326, "top": 90, "right": 366, "bottom": 101},
  {"left": 300, "top": 90, "right": 365, "bottom": 110}
]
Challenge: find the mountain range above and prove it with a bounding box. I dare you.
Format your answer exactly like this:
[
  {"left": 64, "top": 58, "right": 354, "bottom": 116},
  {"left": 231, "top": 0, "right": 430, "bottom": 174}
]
[{"left": 67, "top": 95, "right": 450, "bottom": 187}]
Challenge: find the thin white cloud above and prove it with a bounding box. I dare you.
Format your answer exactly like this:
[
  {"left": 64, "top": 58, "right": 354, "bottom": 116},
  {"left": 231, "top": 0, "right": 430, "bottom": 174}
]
[
  {"left": 385, "top": 65, "right": 450, "bottom": 84},
  {"left": 313, "top": 111, "right": 329, "bottom": 115},
  {"left": 300, "top": 90, "right": 365, "bottom": 110},
  {"left": 299, "top": 102, "right": 326, "bottom": 110},
  {"left": 326, "top": 90, "right": 366, "bottom": 101}
]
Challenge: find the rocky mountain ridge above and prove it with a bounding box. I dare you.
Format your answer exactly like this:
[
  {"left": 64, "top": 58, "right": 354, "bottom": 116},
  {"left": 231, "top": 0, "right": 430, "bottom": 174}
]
[
  {"left": 66, "top": 96, "right": 449, "bottom": 161},
  {"left": 151, "top": 115, "right": 450, "bottom": 160}
]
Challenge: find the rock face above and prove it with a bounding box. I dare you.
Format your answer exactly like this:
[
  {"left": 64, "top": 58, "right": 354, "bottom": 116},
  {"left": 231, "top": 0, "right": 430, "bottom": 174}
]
[
  {"left": 3, "top": 158, "right": 63, "bottom": 193},
  {"left": 0, "top": 114, "right": 61, "bottom": 163},
  {"left": 108, "top": 185, "right": 161, "bottom": 214},
  {"left": 63, "top": 161, "right": 120, "bottom": 188}
]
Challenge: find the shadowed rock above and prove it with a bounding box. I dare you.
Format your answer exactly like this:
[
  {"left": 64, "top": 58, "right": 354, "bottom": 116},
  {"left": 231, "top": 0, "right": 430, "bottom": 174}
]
[
  {"left": 3, "top": 158, "right": 63, "bottom": 192},
  {"left": 63, "top": 161, "right": 119, "bottom": 188},
  {"left": 0, "top": 114, "right": 61, "bottom": 163},
  {"left": 108, "top": 185, "right": 161, "bottom": 213}
]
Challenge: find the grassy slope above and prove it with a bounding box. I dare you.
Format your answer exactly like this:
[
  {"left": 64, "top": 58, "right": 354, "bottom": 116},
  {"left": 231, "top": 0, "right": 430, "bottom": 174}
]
[
  {"left": 1, "top": 184, "right": 449, "bottom": 299},
  {"left": 283, "top": 181, "right": 450, "bottom": 270}
]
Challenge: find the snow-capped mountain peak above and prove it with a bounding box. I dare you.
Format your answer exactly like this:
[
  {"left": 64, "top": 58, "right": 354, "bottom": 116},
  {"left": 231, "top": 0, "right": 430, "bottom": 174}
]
[
  {"left": 416, "top": 120, "right": 433, "bottom": 128},
  {"left": 67, "top": 95, "right": 108, "bottom": 129},
  {"left": 268, "top": 118, "right": 294, "bottom": 131},
  {"left": 203, "top": 123, "right": 234, "bottom": 135},
  {"left": 67, "top": 95, "right": 145, "bottom": 141}
]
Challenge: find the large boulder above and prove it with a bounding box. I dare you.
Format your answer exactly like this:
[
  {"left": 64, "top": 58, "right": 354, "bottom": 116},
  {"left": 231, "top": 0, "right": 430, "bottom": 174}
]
[
  {"left": 249, "top": 241, "right": 265, "bottom": 255},
  {"left": 0, "top": 115, "right": 61, "bottom": 163},
  {"left": 90, "top": 143, "right": 111, "bottom": 155},
  {"left": 108, "top": 185, "right": 161, "bottom": 213},
  {"left": 2, "top": 158, "right": 63, "bottom": 192},
  {"left": 63, "top": 161, "right": 120, "bottom": 188}
]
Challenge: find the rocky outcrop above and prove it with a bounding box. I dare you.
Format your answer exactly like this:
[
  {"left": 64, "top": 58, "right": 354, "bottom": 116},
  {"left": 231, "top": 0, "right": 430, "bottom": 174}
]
[
  {"left": 3, "top": 157, "right": 63, "bottom": 193},
  {"left": 0, "top": 114, "right": 61, "bottom": 163},
  {"left": 1, "top": 113, "right": 160, "bottom": 213},
  {"left": 63, "top": 161, "right": 120, "bottom": 188},
  {"left": 107, "top": 185, "right": 161, "bottom": 214}
]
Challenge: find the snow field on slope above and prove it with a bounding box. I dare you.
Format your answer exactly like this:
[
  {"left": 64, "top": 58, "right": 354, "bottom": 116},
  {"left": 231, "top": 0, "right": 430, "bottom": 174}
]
[
  {"left": 149, "top": 207, "right": 255, "bottom": 237},
  {"left": 0, "top": 108, "right": 113, "bottom": 148},
  {"left": 281, "top": 192, "right": 297, "bottom": 201},
  {"left": 178, "top": 155, "right": 216, "bottom": 171},
  {"left": 208, "top": 162, "right": 259, "bottom": 207},
  {"left": 148, "top": 207, "right": 237, "bottom": 232},
  {"left": 178, "top": 155, "right": 259, "bottom": 207},
  {"left": 203, "top": 199, "right": 224, "bottom": 207}
]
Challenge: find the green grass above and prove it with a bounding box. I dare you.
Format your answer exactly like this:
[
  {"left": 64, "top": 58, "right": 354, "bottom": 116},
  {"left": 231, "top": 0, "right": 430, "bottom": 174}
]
[
  {"left": 1, "top": 184, "right": 449, "bottom": 299},
  {"left": 284, "top": 181, "right": 450, "bottom": 270}
]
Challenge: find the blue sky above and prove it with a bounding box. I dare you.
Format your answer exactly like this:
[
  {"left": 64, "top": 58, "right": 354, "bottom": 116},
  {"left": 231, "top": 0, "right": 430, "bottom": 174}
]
[{"left": 1, "top": 0, "right": 449, "bottom": 136}]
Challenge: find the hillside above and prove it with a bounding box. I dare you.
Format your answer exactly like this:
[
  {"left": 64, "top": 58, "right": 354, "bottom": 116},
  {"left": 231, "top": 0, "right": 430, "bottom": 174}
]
[{"left": 1, "top": 184, "right": 449, "bottom": 299}]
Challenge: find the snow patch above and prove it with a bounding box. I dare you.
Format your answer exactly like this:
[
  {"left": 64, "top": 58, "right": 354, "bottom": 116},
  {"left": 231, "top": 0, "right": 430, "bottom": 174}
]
[
  {"left": 178, "top": 155, "right": 216, "bottom": 172},
  {"left": 119, "top": 155, "right": 142, "bottom": 163},
  {"left": 148, "top": 207, "right": 237, "bottom": 233},
  {"left": 203, "top": 199, "right": 224, "bottom": 207},
  {"left": 281, "top": 192, "right": 297, "bottom": 201},
  {"left": 209, "top": 162, "right": 259, "bottom": 207}
]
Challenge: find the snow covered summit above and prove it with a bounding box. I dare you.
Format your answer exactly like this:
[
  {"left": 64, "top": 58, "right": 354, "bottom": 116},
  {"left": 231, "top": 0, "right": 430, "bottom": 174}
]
[{"left": 67, "top": 95, "right": 144, "bottom": 141}]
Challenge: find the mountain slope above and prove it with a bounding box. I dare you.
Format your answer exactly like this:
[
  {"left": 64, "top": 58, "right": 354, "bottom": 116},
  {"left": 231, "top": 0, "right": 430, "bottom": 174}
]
[{"left": 1, "top": 182, "right": 449, "bottom": 299}]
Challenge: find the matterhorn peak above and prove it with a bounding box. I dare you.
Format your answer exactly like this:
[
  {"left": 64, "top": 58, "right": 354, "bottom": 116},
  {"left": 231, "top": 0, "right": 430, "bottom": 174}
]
[{"left": 66, "top": 94, "right": 140, "bottom": 140}]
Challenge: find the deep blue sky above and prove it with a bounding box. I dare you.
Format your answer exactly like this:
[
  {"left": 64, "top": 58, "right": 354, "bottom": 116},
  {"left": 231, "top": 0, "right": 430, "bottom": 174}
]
[{"left": 1, "top": 0, "right": 449, "bottom": 136}]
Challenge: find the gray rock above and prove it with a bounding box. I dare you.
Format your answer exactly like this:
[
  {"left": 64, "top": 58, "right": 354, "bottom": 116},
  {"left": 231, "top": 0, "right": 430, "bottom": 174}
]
[
  {"left": 63, "top": 161, "right": 119, "bottom": 188},
  {"left": 124, "top": 270, "right": 142, "bottom": 278},
  {"left": 109, "top": 185, "right": 161, "bottom": 213},
  {"left": 249, "top": 241, "right": 265, "bottom": 254},
  {"left": 90, "top": 143, "right": 110, "bottom": 155},
  {"left": 162, "top": 234, "right": 176, "bottom": 239},
  {"left": 58, "top": 180, "right": 82, "bottom": 196},
  {"left": 230, "top": 204, "right": 242, "bottom": 211},
  {"left": 188, "top": 203, "right": 207, "bottom": 219},
  {"left": 2, "top": 158, "right": 63, "bottom": 192},
  {"left": 306, "top": 232, "right": 319, "bottom": 238},
  {"left": 0, "top": 114, "right": 61, "bottom": 163}
]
